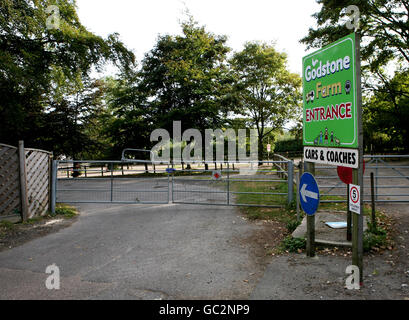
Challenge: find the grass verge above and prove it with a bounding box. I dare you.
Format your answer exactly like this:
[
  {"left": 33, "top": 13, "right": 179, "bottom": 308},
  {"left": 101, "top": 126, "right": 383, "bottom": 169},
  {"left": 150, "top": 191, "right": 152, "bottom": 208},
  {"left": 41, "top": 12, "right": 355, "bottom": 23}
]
[{"left": 0, "top": 204, "right": 78, "bottom": 235}]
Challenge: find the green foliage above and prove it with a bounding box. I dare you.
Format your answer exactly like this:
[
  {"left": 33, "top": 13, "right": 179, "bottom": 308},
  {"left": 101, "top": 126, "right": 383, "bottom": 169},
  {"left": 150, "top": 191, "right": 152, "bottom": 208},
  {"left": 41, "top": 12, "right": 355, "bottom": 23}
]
[
  {"left": 363, "top": 220, "right": 388, "bottom": 252},
  {"left": 0, "top": 221, "right": 16, "bottom": 231},
  {"left": 286, "top": 219, "right": 301, "bottom": 233},
  {"left": 0, "top": 0, "right": 135, "bottom": 154},
  {"left": 230, "top": 42, "right": 302, "bottom": 159},
  {"left": 54, "top": 204, "right": 78, "bottom": 218},
  {"left": 138, "top": 18, "right": 232, "bottom": 132},
  {"left": 101, "top": 18, "right": 234, "bottom": 159},
  {"left": 300, "top": 0, "right": 408, "bottom": 72},
  {"left": 274, "top": 139, "right": 303, "bottom": 153},
  {"left": 363, "top": 69, "right": 409, "bottom": 152},
  {"left": 363, "top": 230, "right": 387, "bottom": 252},
  {"left": 280, "top": 236, "right": 306, "bottom": 253},
  {"left": 367, "top": 221, "right": 387, "bottom": 236}
]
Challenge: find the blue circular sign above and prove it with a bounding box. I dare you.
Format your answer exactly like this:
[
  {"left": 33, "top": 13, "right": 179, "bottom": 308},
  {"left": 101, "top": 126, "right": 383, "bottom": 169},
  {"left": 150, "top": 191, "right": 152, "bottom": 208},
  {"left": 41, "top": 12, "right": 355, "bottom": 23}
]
[{"left": 299, "top": 172, "right": 320, "bottom": 216}]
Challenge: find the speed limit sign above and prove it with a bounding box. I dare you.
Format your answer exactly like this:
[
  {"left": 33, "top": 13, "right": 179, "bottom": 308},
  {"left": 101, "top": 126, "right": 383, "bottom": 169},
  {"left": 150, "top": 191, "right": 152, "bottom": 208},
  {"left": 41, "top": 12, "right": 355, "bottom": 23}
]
[{"left": 349, "top": 184, "right": 360, "bottom": 214}]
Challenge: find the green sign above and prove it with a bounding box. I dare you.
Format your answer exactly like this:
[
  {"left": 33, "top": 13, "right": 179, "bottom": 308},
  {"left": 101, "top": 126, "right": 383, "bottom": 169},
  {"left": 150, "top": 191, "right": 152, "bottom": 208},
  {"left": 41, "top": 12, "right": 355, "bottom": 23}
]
[{"left": 303, "top": 33, "right": 358, "bottom": 148}]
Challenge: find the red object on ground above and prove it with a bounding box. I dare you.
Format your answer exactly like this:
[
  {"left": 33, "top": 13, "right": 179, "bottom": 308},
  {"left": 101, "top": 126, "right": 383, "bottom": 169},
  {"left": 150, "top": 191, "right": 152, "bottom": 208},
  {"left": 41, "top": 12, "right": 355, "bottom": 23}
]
[{"left": 337, "top": 161, "right": 365, "bottom": 184}]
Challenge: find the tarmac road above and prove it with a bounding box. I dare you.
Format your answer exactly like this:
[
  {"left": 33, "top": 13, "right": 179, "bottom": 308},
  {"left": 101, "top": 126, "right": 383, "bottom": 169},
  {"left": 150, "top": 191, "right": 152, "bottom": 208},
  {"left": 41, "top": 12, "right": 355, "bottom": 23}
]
[{"left": 0, "top": 201, "right": 265, "bottom": 299}]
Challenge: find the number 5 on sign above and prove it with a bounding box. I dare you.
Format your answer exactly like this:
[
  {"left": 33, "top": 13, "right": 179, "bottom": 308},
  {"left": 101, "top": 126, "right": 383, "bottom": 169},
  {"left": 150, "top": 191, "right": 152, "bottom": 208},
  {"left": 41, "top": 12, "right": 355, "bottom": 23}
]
[{"left": 349, "top": 184, "right": 360, "bottom": 214}]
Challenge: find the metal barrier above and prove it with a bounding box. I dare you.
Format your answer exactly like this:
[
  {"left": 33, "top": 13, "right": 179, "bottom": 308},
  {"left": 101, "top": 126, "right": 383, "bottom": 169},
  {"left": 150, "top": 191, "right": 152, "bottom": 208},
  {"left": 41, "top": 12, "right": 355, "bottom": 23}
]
[
  {"left": 52, "top": 160, "right": 170, "bottom": 206},
  {"left": 313, "top": 154, "right": 409, "bottom": 203},
  {"left": 171, "top": 160, "right": 293, "bottom": 208},
  {"left": 52, "top": 158, "right": 296, "bottom": 210},
  {"left": 52, "top": 154, "right": 408, "bottom": 210}
]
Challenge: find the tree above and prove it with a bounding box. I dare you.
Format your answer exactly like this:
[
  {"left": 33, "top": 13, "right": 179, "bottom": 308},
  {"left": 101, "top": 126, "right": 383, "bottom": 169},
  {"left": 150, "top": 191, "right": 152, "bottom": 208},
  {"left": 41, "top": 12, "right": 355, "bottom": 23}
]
[
  {"left": 230, "top": 42, "right": 302, "bottom": 161},
  {"left": 300, "top": 0, "right": 409, "bottom": 73},
  {"left": 138, "top": 18, "right": 232, "bottom": 136},
  {"left": 100, "top": 71, "right": 154, "bottom": 159},
  {"left": 363, "top": 69, "right": 409, "bottom": 151},
  {"left": 0, "top": 0, "right": 135, "bottom": 151},
  {"left": 40, "top": 69, "right": 107, "bottom": 159}
]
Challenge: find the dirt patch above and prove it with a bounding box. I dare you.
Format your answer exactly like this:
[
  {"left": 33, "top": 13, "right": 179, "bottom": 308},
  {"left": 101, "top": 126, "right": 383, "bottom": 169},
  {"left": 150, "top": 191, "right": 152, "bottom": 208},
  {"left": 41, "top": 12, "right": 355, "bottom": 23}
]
[
  {"left": 241, "top": 219, "right": 289, "bottom": 264},
  {"left": 250, "top": 203, "right": 409, "bottom": 299},
  {"left": 0, "top": 215, "right": 78, "bottom": 252}
]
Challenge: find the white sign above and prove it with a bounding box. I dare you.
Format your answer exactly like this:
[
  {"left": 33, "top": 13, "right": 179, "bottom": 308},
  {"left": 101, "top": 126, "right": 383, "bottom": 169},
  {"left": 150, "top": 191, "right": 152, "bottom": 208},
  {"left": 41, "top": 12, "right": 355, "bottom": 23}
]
[
  {"left": 349, "top": 184, "right": 360, "bottom": 214},
  {"left": 304, "top": 146, "right": 358, "bottom": 168},
  {"left": 267, "top": 144, "right": 271, "bottom": 152}
]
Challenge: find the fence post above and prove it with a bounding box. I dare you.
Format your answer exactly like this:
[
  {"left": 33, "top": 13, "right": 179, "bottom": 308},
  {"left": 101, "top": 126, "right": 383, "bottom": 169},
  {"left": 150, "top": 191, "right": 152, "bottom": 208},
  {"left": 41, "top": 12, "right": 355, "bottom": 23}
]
[
  {"left": 370, "top": 172, "right": 376, "bottom": 230},
  {"left": 296, "top": 170, "right": 300, "bottom": 222},
  {"left": 18, "top": 141, "right": 29, "bottom": 221},
  {"left": 110, "top": 166, "right": 114, "bottom": 202},
  {"left": 347, "top": 184, "right": 352, "bottom": 241},
  {"left": 375, "top": 158, "right": 379, "bottom": 201},
  {"left": 51, "top": 160, "right": 58, "bottom": 214},
  {"left": 287, "top": 160, "right": 294, "bottom": 204},
  {"left": 227, "top": 162, "right": 230, "bottom": 205},
  {"left": 48, "top": 154, "right": 52, "bottom": 213},
  {"left": 305, "top": 161, "right": 315, "bottom": 257}
]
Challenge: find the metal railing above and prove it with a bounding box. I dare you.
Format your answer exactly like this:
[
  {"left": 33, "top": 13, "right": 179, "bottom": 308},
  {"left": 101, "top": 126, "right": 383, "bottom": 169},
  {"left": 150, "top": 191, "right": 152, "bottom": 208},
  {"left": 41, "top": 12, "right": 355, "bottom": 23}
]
[
  {"left": 50, "top": 154, "right": 408, "bottom": 214},
  {"left": 313, "top": 154, "right": 409, "bottom": 203},
  {"left": 171, "top": 160, "right": 294, "bottom": 208},
  {"left": 52, "top": 160, "right": 171, "bottom": 210},
  {"left": 51, "top": 158, "right": 296, "bottom": 211}
]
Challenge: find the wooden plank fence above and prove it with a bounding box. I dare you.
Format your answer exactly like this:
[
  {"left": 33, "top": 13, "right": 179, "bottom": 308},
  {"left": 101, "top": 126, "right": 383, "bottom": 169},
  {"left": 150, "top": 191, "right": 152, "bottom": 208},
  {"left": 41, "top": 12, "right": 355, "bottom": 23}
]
[{"left": 0, "top": 141, "right": 52, "bottom": 221}]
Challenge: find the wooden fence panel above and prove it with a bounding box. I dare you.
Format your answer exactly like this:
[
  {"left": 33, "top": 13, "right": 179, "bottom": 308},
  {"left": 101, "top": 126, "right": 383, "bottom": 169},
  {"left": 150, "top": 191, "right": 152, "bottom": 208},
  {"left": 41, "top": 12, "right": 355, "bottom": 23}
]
[
  {"left": 0, "top": 144, "right": 20, "bottom": 217},
  {"left": 0, "top": 142, "right": 52, "bottom": 219},
  {"left": 25, "top": 149, "right": 51, "bottom": 218}
]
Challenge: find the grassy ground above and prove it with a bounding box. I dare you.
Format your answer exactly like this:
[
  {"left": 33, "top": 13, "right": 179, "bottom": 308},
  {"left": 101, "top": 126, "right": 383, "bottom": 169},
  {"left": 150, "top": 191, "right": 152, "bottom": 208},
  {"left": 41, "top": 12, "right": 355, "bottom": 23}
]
[
  {"left": 229, "top": 168, "right": 392, "bottom": 254},
  {"left": 0, "top": 204, "right": 78, "bottom": 237},
  {"left": 0, "top": 204, "right": 78, "bottom": 252},
  {"left": 224, "top": 168, "right": 300, "bottom": 241}
]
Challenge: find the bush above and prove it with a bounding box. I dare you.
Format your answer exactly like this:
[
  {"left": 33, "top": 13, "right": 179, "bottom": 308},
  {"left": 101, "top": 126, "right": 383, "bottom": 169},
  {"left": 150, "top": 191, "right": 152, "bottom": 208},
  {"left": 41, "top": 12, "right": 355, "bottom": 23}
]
[
  {"left": 363, "top": 222, "right": 388, "bottom": 252},
  {"left": 274, "top": 139, "right": 303, "bottom": 153},
  {"left": 280, "top": 236, "right": 306, "bottom": 252},
  {"left": 363, "top": 231, "right": 387, "bottom": 252},
  {"left": 286, "top": 220, "right": 301, "bottom": 233}
]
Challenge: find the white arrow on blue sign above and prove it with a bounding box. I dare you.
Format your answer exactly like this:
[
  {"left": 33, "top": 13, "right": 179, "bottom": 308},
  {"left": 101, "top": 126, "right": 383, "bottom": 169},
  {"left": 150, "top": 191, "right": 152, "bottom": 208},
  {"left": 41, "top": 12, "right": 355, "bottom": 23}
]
[{"left": 299, "top": 172, "right": 320, "bottom": 216}]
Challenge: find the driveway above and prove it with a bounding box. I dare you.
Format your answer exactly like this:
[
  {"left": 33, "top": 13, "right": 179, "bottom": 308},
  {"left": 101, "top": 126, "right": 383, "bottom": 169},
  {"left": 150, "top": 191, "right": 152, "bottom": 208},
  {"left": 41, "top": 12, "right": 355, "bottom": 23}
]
[{"left": 0, "top": 202, "right": 267, "bottom": 300}]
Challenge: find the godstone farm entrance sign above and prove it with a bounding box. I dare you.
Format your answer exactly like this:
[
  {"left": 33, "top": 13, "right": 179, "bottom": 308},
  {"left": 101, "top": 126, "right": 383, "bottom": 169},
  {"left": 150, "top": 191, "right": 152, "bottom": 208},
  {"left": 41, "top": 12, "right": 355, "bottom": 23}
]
[{"left": 303, "top": 33, "right": 359, "bottom": 168}]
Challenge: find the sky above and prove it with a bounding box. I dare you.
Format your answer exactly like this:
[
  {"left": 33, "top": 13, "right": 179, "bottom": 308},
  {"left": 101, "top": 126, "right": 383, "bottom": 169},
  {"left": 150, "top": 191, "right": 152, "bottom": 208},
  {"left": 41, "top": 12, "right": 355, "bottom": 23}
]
[{"left": 76, "top": 0, "right": 321, "bottom": 76}]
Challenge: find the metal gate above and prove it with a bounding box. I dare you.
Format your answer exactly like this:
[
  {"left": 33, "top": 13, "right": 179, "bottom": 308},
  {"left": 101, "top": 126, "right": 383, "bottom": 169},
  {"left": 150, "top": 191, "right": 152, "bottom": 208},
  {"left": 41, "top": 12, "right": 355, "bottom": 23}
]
[
  {"left": 313, "top": 154, "right": 409, "bottom": 203},
  {"left": 51, "top": 159, "right": 295, "bottom": 211},
  {"left": 51, "top": 160, "right": 170, "bottom": 210},
  {"left": 172, "top": 160, "right": 293, "bottom": 207}
]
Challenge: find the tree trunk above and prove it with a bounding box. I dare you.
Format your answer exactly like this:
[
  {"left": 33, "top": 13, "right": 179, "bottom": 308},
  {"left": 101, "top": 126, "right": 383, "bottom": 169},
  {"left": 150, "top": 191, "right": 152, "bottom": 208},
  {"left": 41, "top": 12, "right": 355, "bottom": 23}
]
[{"left": 258, "top": 138, "right": 264, "bottom": 166}]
